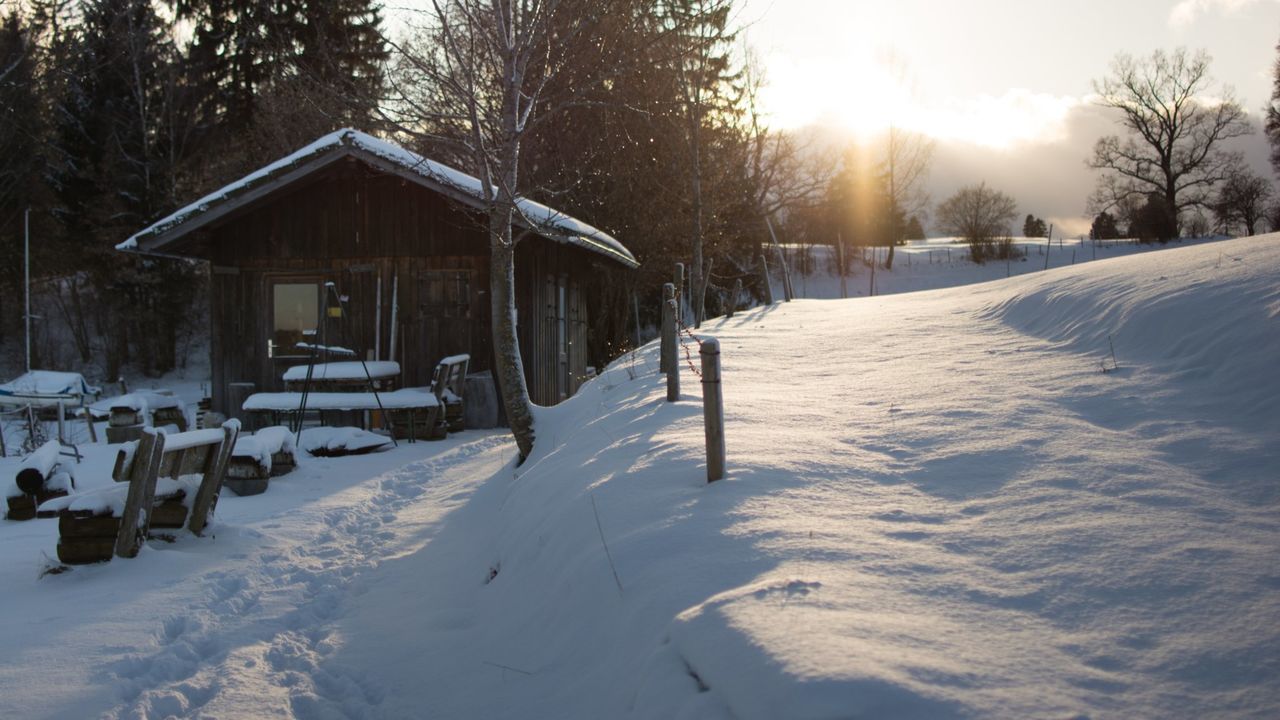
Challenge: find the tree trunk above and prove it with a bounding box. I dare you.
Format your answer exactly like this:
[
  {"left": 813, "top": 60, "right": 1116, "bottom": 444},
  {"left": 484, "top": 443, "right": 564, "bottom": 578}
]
[
  {"left": 689, "top": 122, "right": 705, "bottom": 329},
  {"left": 489, "top": 213, "right": 535, "bottom": 461}
]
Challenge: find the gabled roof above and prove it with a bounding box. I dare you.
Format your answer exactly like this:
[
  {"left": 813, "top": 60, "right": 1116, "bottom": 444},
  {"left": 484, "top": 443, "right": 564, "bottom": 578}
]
[{"left": 118, "top": 128, "right": 639, "bottom": 268}]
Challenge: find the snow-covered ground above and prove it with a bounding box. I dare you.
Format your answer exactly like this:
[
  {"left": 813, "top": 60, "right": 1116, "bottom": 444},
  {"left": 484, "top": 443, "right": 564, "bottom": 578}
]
[
  {"left": 1, "top": 235, "right": 1277, "bottom": 718},
  {"left": 779, "top": 235, "right": 1225, "bottom": 300}
]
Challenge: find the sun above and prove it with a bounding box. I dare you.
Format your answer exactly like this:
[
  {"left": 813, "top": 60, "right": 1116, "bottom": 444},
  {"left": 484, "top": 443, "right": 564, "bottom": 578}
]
[{"left": 758, "top": 48, "right": 1077, "bottom": 150}]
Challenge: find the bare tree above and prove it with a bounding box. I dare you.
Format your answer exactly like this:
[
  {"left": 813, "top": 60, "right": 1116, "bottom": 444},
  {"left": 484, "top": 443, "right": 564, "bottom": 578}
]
[
  {"left": 384, "top": 0, "right": 629, "bottom": 461},
  {"left": 1213, "top": 164, "right": 1273, "bottom": 236},
  {"left": 936, "top": 182, "right": 1017, "bottom": 262},
  {"left": 879, "top": 124, "right": 934, "bottom": 269},
  {"left": 1088, "top": 48, "right": 1251, "bottom": 239}
]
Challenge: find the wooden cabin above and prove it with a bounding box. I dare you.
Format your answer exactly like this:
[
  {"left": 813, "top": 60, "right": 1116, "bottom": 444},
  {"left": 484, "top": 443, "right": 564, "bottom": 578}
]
[{"left": 119, "top": 129, "right": 638, "bottom": 418}]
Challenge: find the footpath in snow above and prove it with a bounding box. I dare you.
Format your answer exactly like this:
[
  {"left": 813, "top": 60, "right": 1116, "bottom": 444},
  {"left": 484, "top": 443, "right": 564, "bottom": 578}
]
[{"left": 1, "top": 235, "right": 1277, "bottom": 719}]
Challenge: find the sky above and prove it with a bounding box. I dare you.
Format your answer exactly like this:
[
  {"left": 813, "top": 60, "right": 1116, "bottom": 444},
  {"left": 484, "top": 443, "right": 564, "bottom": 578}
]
[{"left": 741, "top": 0, "right": 1280, "bottom": 234}]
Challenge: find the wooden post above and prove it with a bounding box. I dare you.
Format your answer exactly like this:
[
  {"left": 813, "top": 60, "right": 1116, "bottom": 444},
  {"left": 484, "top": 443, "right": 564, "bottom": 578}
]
[
  {"left": 84, "top": 408, "right": 97, "bottom": 443},
  {"left": 869, "top": 257, "right": 876, "bottom": 296},
  {"left": 188, "top": 420, "right": 240, "bottom": 536},
  {"left": 765, "top": 217, "right": 793, "bottom": 302},
  {"left": 115, "top": 430, "right": 166, "bottom": 559},
  {"left": 673, "top": 263, "right": 684, "bottom": 325},
  {"left": 1043, "top": 224, "right": 1054, "bottom": 271},
  {"left": 759, "top": 254, "right": 774, "bottom": 305},
  {"left": 660, "top": 283, "right": 673, "bottom": 375},
  {"left": 632, "top": 291, "right": 642, "bottom": 349},
  {"left": 835, "top": 235, "right": 848, "bottom": 299},
  {"left": 697, "top": 257, "right": 714, "bottom": 328},
  {"left": 56, "top": 401, "right": 65, "bottom": 444},
  {"left": 662, "top": 283, "right": 679, "bottom": 402},
  {"left": 700, "top": 338, "right": 725, "bottom": 482},
  {"left": 727, "top": 278, "right": 742, "bottom": 318}
]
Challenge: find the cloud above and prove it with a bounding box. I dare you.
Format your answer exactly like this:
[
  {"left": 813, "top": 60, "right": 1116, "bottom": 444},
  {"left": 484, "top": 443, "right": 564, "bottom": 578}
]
[{"left": 1169, "top": 0, "right": 1279, "bottom": 27}]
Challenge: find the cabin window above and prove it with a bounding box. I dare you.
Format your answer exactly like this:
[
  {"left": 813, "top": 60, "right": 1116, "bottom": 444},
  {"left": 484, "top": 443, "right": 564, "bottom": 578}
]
[
  {"left": 418, "top": 270, "right": 471, "bottom": 318},
  {"left": 271, "top": 282, "right": 321, "bottom": 358}
]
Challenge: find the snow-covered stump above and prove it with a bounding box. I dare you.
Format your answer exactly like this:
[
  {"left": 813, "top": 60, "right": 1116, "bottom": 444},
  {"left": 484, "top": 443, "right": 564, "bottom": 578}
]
[
  {"left": 700, "top": 338, "right": 725, "bottom": 483},
  {"left": 662, "top": 283, "right": 679, "bottom": 401},
  {"left": 226, "top": 426, "right": 298, "bottom": 496}
]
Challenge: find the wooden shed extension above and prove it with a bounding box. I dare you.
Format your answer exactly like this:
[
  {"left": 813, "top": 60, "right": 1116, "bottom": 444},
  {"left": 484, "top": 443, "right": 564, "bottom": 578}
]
[{"left": 118, "top": 129, "right": 638, "bottom": 416}]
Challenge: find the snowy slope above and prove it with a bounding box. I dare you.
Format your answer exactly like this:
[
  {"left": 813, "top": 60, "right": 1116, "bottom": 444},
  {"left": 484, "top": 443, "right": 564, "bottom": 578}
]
[{"left": 1, "top": 236, "right": 1277, "bottom": 719}]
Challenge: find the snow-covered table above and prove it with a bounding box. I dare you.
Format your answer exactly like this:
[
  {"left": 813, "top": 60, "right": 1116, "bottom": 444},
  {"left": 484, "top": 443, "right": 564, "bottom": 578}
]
[
  {"left": 242, "top": 388, "right": 441, "bottom": 441},
  {"left": 282, "top": 361, "right": 400, "bottom": 383},
  {"left": 0, "top": 370, "right": 100, "bottom": 409}
]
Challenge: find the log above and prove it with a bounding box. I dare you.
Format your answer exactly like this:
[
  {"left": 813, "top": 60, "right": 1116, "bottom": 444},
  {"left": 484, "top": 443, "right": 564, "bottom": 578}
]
[
  {"left": 59, "top": 512, "right": 120, "bottom": 539},
  {"left": 16, "top": 440, "right": 60, "bottom": 495},
  {"left": 57, "top": 538, "right": 116, "bottom": 565},
  {"left": 150, "top": 498, "right": 189, "bottom": 529},
  {"left": 6, "top": 495, "right": 36, "bottom": 521}
]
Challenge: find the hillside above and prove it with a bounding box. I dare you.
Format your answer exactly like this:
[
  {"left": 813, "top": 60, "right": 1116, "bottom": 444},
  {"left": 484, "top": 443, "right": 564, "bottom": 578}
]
[{"left": 1, "top": 235, "right": 1277, "bottom": 719}]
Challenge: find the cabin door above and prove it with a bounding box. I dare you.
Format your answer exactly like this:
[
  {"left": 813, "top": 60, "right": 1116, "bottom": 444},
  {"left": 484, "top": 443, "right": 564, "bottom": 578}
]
[{"left": 416, "top": 269, "right": 473, "bottom": 374}]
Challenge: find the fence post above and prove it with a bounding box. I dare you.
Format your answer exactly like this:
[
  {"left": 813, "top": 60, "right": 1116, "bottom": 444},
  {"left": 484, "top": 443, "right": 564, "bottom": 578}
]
[
  {"left": 759, "top": 253, "right": 774, "bottom": 305},
  {"left": 700, "top": 338, "right": 725, "bottom": 482},
  {"left": 835, "top": 236, "right": 848, "bottom": 299},
  {"left": 727, "top": 278, "right": 741, "bottom": 318},
  {"left": 662, "top": 284, "right": 679, "bottom": 402},
  {"left": 660, "top": 280, "right": 670, "bottom": 371},
  {"left": 673, "top": 263, "right": 684, "bottom": 324},
  {"left": 56, "top": 400, "right": 65, "bottom": 444}
]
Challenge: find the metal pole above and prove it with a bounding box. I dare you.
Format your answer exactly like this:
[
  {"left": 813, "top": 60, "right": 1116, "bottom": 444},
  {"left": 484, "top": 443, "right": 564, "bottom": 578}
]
[
  {"left": 24, "top": 207, "right": 31, "bottom": 373},
  {"left": 700, "top": 338, "right": 724, "bottom": 482}
]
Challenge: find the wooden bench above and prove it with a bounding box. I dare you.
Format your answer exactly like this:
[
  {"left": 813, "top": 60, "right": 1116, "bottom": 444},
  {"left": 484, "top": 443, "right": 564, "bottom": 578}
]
[
  {"left": 37, "top": 421, "right": 240, "bottom": 565},
  {"left": 433, "top": 354, "right": 470, "bottom": 434}
]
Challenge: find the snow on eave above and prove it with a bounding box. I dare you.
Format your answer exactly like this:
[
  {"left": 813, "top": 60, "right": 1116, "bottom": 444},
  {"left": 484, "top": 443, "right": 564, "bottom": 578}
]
[{"left": 118, "top": 129, "right": 639, "bottom": 269}]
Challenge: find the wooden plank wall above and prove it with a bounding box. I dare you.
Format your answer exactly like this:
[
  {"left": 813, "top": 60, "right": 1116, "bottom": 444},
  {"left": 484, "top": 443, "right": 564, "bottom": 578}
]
[
  {"left": 515, "top": 240, "right": 591, "bottom": 406},
  {"left": 204, "top": 160, "right": 600, "bottom": 415}
]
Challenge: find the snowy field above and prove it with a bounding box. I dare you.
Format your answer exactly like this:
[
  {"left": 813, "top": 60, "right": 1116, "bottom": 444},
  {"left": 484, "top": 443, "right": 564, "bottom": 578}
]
[
  {"left": 1, "top": 235, "right": 1278, "bottom": 718},
  {"left": 779, "top": 235, "right": 1225, "bottom": 300}
]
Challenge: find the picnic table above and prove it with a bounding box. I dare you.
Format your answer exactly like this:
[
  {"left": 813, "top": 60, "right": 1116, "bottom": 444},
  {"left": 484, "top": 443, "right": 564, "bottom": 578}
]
[{"left": 282, "top": 361, "right": 401, "bottom": 392}]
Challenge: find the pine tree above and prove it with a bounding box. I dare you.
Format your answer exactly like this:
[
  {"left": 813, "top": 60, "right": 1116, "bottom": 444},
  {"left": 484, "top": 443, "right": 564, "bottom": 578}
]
[
  {"left": 1268, "top": 36, "right": 1280, "bottom": 178},
  {"left": 0, "top": 10, "right": 43, "bottom": 348},
  {"left": 1090, "top": 211, "right": 1120, "bottom": 240},
  {"left": 49, "top": 0, "right": 196, "bottom": 376}
]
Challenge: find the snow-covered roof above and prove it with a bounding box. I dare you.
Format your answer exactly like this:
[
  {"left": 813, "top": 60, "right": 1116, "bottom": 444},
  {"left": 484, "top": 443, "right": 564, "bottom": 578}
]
[{"left": 118, "top": 129, "right": 638, "bottom": 269}]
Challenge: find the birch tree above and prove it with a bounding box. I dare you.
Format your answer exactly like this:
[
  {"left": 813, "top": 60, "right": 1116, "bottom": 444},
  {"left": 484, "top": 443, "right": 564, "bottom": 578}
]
[{"left": 387, "top": 0, "right": 632, "bottom": 461}]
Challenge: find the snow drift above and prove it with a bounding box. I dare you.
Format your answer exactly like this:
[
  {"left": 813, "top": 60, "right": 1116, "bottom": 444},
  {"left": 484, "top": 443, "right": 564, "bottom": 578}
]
[{"left": 1, "top": 236, "right": 1276, "bottom": 719}]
